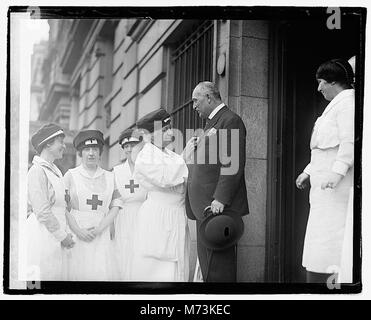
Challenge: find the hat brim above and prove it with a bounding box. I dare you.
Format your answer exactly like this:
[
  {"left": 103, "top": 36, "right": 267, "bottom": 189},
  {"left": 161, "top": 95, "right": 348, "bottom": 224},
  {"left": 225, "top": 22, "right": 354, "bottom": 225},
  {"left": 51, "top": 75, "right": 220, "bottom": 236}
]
[
  {"left": 198, "top": 211, "right": 244, "bottom": 251},
  {"left": 77, "top": 142, "right": 103, "bottom": 150},
  {"left": 73, "top": 130, "right": 105, "bottom": 149},
  {"left": 120, "top": 137, "right": 141, "bottom": 147}
]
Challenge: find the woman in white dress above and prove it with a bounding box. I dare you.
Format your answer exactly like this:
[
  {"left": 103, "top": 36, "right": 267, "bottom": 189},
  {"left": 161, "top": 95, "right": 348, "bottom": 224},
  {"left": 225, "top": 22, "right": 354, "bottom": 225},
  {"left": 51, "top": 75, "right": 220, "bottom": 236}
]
[
  {"left": 64, "top": 130, "right": 122, "bottom": 281},
  {"left": 113, "top": 128, "right": 147, "bottom": 280},
  {"left": 130, "top": 109, "right": 191, "bottom": 282},
  {"left": 27, "top": 123, "right": 75, "bottom": 281},
  {"left": 296, "top": 58, "right": 354, "bottom": 283}
]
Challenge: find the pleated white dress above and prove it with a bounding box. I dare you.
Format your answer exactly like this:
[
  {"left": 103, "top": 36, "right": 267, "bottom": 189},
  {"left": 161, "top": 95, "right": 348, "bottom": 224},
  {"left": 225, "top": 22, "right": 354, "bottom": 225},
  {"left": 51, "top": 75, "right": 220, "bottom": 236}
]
[
  {"left": 130, "top": 143, "right": 190, "bottom": 282},
  {"left": 113, "top": 161, "right": 147, "bottom": 280}
]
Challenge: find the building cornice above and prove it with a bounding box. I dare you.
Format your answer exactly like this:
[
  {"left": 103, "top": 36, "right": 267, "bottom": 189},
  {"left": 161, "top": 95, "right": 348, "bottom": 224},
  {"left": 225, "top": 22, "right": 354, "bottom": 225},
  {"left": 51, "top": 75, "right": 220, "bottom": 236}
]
[{"left": 127, "top": 19, "right": 153, "bottom": 42}]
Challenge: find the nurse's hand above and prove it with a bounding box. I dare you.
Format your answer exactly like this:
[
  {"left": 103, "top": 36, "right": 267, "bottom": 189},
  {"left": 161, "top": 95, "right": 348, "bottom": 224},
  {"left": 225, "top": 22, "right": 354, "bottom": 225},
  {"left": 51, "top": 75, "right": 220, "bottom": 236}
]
[
  {"left": 296, "top": 172, "right": 309, "bottom": 189},
  {"left": 61, "top": 233, "right": 75, "bottom": 249},
  {"left": 90, "top": 226, "right": 103, "bottom": 237},
  {"left": 77, "top": 228, "right": 96, "bottom": 242},
  {"left": 321, "top": 172, "right": 343, "bottom": 190}
]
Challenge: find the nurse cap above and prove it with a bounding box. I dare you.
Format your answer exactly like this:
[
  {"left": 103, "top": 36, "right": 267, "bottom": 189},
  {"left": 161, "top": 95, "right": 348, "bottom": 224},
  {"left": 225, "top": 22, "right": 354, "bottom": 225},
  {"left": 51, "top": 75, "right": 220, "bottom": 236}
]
[
  {"left": 118, "top": 128, "right": 141, "bottom": 148},
  {"left": 31, "top": 123, "right": 65, "bottom": 151},
  {"left": 73, "top": 130, "right": 105, "bottom": 150},
  {"left": 136, "top": 108, "right": 171, "bottom": 133}
]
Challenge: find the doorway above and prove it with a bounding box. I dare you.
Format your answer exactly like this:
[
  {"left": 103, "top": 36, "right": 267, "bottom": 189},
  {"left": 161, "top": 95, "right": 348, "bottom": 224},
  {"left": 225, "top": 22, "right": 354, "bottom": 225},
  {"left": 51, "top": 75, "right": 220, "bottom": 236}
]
[{"left": 267, "top": 15, "right": 361, "bottom": 282}]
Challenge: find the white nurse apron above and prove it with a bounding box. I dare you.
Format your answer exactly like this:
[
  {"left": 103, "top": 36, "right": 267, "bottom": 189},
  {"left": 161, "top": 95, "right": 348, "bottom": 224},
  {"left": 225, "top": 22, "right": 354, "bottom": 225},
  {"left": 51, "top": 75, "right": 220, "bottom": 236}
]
[
  {"left": 113, "top": 161, "right": 147, "bottom": 280},
  {"left": 27, "top": 165, "right": 68, "bottom": 281},
  {"left": 68, "top": 168, "right": 115, "bottom": 281},
  {"left": 130, "top": 143, "right": 190, "bottom": 282}
]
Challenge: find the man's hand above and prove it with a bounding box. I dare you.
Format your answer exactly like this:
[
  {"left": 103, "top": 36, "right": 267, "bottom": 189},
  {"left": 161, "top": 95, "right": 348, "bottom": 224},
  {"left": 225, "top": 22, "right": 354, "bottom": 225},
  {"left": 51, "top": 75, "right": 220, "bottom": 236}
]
[
  {"left": 210, "top": 199, "right": 225, "bottom": 214},
  {"left": 296, "top": 172, "right": 309, "bottom": 190},
  {"left": 321, "top": 172, "right": 343, "bottom": 190},
  {"left": 61, "top": 233, "right": 75, "bottom": 249}
]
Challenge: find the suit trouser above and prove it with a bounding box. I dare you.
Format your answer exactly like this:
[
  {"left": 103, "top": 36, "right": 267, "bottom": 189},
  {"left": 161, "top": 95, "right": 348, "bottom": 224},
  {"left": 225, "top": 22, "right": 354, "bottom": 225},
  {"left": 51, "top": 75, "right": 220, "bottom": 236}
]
[{"left": 196, "top": 220, "right": 237, "bottom": 282}]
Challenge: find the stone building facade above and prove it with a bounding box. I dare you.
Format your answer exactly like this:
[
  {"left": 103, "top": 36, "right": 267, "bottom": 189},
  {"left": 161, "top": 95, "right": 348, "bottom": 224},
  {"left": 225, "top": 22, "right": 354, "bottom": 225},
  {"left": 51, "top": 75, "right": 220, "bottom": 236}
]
[
  {"left": 37, "top": 14, "right": 361, "bottom": 282},
  {"left": 30, "top": 41, "right": 48, "bottom": 121},
  {"left": 29, "top": 24, "right": 76, "bottom": 174}
]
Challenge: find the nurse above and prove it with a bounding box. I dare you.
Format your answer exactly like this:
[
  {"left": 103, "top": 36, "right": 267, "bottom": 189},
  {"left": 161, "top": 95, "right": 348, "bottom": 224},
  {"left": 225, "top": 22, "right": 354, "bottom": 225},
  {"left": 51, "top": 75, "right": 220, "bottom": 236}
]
[
  {"left": 113, "top": 128, "right": 147, "bottom": 280},
  {"left": 27, "top": 123, "right": 74, "bottom": 281},
  {"left": 296, "top": 58, "right": 354, "bottom": 283},
  {"left": 130, "top": 109, "right": 190, "bottom": 282},
  {"left": 64, "top": 130, "right": 122, "bottom": 281}
]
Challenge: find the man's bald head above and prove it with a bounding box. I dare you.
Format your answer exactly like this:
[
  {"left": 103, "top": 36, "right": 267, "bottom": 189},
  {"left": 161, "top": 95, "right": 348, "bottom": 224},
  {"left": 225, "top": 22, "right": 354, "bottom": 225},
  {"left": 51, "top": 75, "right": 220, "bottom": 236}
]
[{"left": 194, "top": 81, "right": 222, "bottom": 101}]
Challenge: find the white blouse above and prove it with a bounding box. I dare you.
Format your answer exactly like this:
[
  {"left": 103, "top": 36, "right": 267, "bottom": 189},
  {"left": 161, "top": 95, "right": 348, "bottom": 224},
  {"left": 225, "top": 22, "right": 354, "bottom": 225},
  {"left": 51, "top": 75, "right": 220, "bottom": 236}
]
[
  {"left": 133, "top": 142, "right": 188, "bottom": 191},
  {"left": 304, "top": 89, "right": 354, "bottom": 176},
  {"left": 28, "top": 156, "right": 67, "bottom": 241}
]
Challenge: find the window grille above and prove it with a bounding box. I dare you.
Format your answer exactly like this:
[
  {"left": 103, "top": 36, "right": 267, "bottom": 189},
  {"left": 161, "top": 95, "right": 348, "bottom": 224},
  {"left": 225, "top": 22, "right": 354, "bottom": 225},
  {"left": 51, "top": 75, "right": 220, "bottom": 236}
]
[{"left": 170, "top": 20, "right": 214, "bottom": 138}]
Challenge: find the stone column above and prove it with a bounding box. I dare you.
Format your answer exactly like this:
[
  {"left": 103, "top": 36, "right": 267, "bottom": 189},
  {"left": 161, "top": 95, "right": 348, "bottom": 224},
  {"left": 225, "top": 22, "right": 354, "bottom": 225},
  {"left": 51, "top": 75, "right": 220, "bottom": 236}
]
[{"left": 228, "top": 20, "right": 270, "bottom": 282}]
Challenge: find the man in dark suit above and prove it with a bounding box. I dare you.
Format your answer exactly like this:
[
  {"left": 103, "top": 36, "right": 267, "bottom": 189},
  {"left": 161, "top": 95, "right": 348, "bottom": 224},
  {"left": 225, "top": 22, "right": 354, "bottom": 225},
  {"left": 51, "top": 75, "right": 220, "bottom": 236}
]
[{"left": 184, "top": 81, "right": 249, "bottom": 282}]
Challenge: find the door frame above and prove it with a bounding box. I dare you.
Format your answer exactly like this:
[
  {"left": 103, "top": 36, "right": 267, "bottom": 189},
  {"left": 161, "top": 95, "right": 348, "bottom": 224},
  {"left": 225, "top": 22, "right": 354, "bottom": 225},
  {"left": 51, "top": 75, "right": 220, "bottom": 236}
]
[
  {"left": 265, "top": 16, "right": 364, "bottom": 283},
  {"left": 266, "top": 20, "right": 297, "bottom": 283}
]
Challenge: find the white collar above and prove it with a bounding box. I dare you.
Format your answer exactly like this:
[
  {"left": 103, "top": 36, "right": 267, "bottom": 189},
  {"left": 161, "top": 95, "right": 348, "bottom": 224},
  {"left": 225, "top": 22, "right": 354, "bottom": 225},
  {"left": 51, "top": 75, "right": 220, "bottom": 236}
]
[
  {"left": 322, "top": 89, "right": 354, "bottom": 116},
  {"left": 77, "top": 164, "right": 105, "bottom": 179},
  {"left": 32, "top": 155, "right": 63, "bottom": 178},
  {"left": 208, "top": 103, "right": 226, "bottom": 120}
]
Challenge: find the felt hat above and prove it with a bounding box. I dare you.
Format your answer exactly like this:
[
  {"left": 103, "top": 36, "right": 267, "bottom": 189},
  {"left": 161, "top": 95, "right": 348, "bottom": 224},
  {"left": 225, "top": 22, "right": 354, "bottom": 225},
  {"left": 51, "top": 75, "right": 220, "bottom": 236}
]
[
  {"left": 198, "top": 207, "right": 244, "bottom": 251},
  {"left": 73, "top": 130, "right": 104, "bottom": 150},
  {"left": 135, "top": 108, "right": 171, "bottom": 133},
  {"left": 31, "top": 123, "right": 65, "bottom": 151}
]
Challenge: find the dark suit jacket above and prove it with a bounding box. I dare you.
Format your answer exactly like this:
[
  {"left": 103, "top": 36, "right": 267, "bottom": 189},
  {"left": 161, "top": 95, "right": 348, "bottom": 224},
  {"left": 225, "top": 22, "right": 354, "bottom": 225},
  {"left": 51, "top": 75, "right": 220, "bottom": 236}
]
[{"left": 186, "top": 105, "right": 249, "bottom": 220}]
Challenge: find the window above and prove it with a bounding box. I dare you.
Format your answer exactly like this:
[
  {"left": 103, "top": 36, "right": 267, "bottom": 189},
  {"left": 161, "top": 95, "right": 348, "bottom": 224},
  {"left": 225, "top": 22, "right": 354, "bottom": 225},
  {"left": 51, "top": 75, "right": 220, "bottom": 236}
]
[{"left": 170, "top": 20, "right": 214, "bottom": 138}]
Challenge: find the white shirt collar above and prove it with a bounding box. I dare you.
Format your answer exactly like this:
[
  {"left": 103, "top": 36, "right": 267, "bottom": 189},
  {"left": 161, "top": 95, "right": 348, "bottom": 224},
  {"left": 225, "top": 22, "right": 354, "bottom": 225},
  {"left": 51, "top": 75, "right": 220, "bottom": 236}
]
[
  {"left": 322, "top": 89, "right": 354, "bottom": 116},
  {"left": 32, "top": 155, "right": 63, "bottom": 177},
  {"left": 208, "top": 103, "right": 226, "bottom": 120}
]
